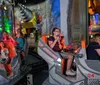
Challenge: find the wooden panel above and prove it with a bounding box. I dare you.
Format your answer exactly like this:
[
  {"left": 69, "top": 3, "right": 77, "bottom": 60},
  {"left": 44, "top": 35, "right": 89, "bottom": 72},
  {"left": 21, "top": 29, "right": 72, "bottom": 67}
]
[{"left": 96, "top": 0, "right": 100, "bottom": 13}]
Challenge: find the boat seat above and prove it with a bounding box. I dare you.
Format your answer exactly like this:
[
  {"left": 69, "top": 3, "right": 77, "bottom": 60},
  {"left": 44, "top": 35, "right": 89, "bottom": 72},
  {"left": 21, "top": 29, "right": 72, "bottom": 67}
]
[{"left": 39, "top": 34, "right": 67, "bottom": 74}]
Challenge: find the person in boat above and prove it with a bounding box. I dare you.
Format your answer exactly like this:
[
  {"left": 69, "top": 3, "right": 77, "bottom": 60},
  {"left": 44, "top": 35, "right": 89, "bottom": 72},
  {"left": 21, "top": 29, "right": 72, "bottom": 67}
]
[
  {"left": 87, "top": 34, "right": 100, "bottom": 60},
  {"left": 48, "top": 27, "right": 76, "bottom": 76}
]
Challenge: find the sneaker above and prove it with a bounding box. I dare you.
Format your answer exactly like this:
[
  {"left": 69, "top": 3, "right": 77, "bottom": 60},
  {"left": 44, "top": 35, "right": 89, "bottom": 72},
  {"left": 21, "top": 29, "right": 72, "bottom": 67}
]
[
  {"left": 66, "top": 70, "right": 76, "bottom": 76},
  {"left": 71, "top": 69, "right": 76, "bottom": 74}
]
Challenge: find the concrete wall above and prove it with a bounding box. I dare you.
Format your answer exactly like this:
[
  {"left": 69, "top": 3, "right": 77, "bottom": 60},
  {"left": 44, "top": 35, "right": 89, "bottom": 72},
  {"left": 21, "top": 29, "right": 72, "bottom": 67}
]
[
  {"left": 60, "top": 0, "right": 69, "bottom": 45},
  {"left": 60, "top": 0, "right": 88, "bottom": 44}
]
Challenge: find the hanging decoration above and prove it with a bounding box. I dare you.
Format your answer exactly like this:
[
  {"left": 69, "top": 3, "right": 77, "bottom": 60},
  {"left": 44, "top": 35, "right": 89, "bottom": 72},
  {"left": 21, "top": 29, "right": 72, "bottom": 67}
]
[{"left": 88, "top": 0, "right": 96, "bottom": 15}]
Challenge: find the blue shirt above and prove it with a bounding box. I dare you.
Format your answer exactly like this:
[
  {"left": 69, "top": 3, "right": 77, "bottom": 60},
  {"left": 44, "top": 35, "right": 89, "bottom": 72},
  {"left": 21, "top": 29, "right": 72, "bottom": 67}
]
[
  {"left": 86, "top": 42, "right": 100, "bottom": 60},
  {"left": 16, "top": 38, "right": 24, "bottom": 50}
]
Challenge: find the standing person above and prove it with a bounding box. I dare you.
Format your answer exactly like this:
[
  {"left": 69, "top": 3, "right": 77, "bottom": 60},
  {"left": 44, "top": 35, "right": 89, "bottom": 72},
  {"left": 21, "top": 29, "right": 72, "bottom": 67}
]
[
  {"left": 87, "top": 34, "right": 100, "bottom": 60},
  {"left": 48, "top": 27, "right": 76, "bottom": 76},
  {"left": 0, "top": 41, "right": 13, "bottom": 77},
  {"left": 4, "top": 41, "right": 16, "bottom": 62},
  {"left": 15, "top": 29, "right": 23, "bottom": 38},
  {"left": 2, "top": 31, "right": 17, "bottom": 62},
  {"left": 15, "top": 33, "right": 25, "bottom": 65}
]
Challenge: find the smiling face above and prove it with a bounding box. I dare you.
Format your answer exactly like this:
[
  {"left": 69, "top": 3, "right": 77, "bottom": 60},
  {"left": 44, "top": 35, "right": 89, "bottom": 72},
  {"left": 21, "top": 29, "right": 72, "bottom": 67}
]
[{"left": 3, "top": 32, "right": 7, "bottom": 38}]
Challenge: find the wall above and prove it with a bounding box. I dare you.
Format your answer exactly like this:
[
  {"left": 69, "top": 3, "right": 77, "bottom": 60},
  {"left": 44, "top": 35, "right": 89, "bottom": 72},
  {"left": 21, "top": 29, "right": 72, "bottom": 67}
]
[{"left": 60, "top": 0, "right": 69, "bottom": 45}]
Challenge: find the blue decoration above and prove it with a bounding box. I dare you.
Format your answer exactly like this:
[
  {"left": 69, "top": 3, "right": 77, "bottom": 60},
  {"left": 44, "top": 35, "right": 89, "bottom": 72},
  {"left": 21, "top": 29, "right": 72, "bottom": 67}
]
[
  {"left": 94, "top": 13, "right": 99, "bottom": 24},
  {"left": 50, "top": 0, "right": 60, "bottom": 28}
]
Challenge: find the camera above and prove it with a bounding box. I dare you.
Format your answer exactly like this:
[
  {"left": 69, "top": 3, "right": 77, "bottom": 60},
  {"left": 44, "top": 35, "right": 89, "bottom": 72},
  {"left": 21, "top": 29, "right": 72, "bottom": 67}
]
[{"left": 56, "top": 34, "right": 60, "bottom": 37}]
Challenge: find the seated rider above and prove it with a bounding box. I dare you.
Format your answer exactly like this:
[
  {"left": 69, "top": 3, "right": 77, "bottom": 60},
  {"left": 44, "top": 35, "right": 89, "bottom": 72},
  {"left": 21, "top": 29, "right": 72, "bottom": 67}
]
[
  {"left": 48, "top": 27, "right": 76, "bottom": 76},
  {"left": 87, "top": 34, "right": 100, "bottom": 60}
]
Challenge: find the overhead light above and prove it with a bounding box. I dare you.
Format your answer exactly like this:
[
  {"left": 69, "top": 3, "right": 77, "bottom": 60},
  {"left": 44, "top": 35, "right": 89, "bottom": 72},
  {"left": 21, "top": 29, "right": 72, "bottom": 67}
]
[{"left": 4, "top": 6, "right": 7, "bottom": 10}]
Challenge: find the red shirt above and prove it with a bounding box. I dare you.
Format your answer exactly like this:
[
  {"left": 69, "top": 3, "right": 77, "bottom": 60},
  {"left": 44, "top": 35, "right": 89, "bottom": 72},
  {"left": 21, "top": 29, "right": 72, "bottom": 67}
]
[
  {"left": 2, "top": 37, "right": 18, "bottom": 46},
  {"left": 4, "top": 42, "right": 16, "bottom": 59}
]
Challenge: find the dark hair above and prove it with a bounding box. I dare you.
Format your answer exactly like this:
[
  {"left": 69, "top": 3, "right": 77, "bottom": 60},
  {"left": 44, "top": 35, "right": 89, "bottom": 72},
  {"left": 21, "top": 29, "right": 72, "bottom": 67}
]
[
  {"left": 94, "top": 34, "right": 100, "bottom": 38},
  {"left": 3, "top": 31, "right": 8, "bottom": 34},
  {"left": 3, "top": 31, "right": 9, "bottom": 36},
  {"left": 52, "top": 27, "right": 60, "bottom": 35},
  {"left": 0, "top": 40, "right": 3, "bottom": 42},
  {"left": 0, "top": 41, "right": 6, "bottom": 49},
  {"left": 17, "top": 29, "right": 23, "bottom": 37}
]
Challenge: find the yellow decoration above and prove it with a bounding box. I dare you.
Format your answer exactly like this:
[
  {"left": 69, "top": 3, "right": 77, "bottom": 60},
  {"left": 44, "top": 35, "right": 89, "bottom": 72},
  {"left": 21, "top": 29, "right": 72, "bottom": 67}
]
[
  {"left": 88, "top": 0, "right": 91, "bottom": 7},
  {"left": 21, "top": 12, "right": 37, "bottom": 29},
  {"left": 88, "top": 0, "right": 96, "bottom": 15},
  {"left": 21, "top": 28, "right": 26, "bottom": 35}
]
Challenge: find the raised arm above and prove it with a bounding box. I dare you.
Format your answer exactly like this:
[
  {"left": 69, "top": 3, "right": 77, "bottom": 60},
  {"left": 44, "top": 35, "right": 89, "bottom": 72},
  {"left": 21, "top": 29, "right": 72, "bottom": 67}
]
[{"left": 48, "top": 39, "right": 57, "bottom": 48}]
